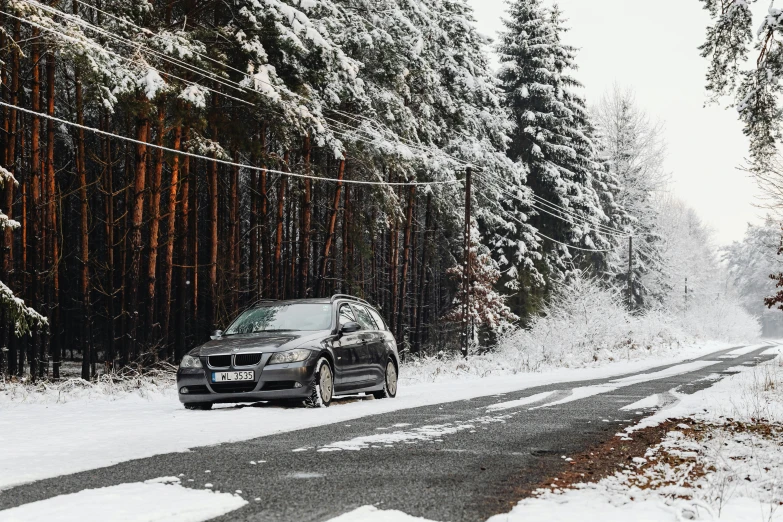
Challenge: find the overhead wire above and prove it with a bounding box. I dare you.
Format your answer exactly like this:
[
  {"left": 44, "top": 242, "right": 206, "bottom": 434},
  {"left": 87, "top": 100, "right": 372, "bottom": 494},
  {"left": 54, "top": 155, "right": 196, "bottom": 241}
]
[
  {"left": 474, "top": 171, "right": 633, "bottom": 239},
  {"left": 472, "top": 175, "right": 616, "bottom": 253},
  {"left": 2, "top": 9, "right": 255, "bottom": 108},
  {"left": 18, "top": 0, "right": 250, "bottom": 96},
  {"left": 0, "top": 100, "right": 461, "bottom": 187}
]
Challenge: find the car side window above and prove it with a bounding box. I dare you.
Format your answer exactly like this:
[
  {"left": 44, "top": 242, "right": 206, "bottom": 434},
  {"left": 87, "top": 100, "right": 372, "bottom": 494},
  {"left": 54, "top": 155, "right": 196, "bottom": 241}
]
[
  {"left": 339, "top": 304, "right": 356, "bottom": 326},
  {"left": 352, "top": 304, "right": 377, "bottom": 330},
  {"left": 367, "top": 307, "right": 387, "bottom": 331}
]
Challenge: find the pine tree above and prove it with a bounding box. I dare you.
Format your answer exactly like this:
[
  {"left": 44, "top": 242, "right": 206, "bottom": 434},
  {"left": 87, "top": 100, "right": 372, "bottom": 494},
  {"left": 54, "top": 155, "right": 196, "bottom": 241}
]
[
  {"left": 592, "top": 86, "right": 667, "bottom": 307},
  {"left": 497, "top": 0, "right": 609, "bottom": 291}
]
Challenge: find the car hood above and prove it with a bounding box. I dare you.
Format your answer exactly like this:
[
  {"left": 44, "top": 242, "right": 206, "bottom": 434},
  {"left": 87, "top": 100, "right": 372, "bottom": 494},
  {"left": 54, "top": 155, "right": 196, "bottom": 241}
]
[{"left": 193, "top": 330, "right": 328, "bottom": 356}]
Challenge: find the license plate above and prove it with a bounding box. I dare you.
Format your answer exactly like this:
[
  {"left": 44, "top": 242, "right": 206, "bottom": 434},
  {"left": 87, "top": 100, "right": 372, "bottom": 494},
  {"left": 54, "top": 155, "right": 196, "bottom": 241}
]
[{"left": 212, "top": 371, "right": 254, "bottom": 382}]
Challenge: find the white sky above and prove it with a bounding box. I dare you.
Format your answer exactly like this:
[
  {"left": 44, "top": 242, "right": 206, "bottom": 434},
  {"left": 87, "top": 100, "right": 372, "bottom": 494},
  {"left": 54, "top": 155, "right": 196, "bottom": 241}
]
[{"left": 466, "top": 0, "right": 765, "bottom": 245}]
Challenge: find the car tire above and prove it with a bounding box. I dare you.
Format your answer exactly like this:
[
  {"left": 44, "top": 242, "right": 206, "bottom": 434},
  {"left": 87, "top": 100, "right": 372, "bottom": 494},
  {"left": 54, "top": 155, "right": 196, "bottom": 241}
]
[
  {"left": 372, "top": 359, "right": 398, "bottom": 400},
  {"left": 184, "top": 402, "right": 213, "bottom": 410},
  {"left": 304, "top": 357, "right": 333, "bottom": 408}
]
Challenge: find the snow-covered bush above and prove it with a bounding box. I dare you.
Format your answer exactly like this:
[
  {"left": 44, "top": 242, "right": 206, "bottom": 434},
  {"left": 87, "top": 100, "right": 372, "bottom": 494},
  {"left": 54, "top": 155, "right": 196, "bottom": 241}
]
[
  {"left": 402, "top": 271, "right": 759, "bottom": 384},
  {"left": 503, "top": 273, "right": 684, "bottom": 370}
]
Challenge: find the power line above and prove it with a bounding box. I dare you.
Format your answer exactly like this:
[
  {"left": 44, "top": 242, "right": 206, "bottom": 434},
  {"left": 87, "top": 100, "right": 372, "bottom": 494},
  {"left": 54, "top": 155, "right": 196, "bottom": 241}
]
[
  {"left": 535, "top": 230, "right": 614, "bottom": 253},
  {"left": 10, "top": 7, "right": 468, "bottom": 170},
  {"left": 531, "top": 194, "right": 631, "bottom": 237},
  {"left": 475, "top": 173, "right": 632, "bottom": 239},
  {"left": 20, "top": 0, "right": 251, "bottom": 96},
  {"left": 0, "top": 100, "right": 462, "bottom": 187},
  {"left": 3, "top": 10, "right": 255, "bottom": 108},
  {"left": 472, "top": 185, "right": 612, "bottom": 254},
  {"left": 18, "top": 0, "right": 480, "bottom": 170}
]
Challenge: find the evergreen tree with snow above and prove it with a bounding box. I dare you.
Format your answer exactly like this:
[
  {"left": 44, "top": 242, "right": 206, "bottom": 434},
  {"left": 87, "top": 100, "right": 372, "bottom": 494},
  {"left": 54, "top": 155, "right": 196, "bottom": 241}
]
[
  {"left": 497, "top": 0, "right": 608, "bottom": 302},
  {"left": 592, "top": 86, "right": 667, "bottom": 307}
]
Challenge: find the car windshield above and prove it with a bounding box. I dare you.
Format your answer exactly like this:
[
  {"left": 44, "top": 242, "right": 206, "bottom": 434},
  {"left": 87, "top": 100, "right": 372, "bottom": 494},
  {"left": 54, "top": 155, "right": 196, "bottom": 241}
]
[{"left": 224, "top": 303, "right": 332, "bottom": 334}]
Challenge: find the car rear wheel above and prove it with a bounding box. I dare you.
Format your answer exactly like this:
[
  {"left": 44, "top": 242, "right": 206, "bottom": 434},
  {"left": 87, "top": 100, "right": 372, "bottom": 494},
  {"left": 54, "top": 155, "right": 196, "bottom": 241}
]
[
  {"left": 373, "top": 359, "right": 397, "bottom": 399},
  {"left": 304, "top": 357, "right": 333, "bottom": 408},
  {"left": 184, "top": 402, "right": 213, "bottom": 410}
]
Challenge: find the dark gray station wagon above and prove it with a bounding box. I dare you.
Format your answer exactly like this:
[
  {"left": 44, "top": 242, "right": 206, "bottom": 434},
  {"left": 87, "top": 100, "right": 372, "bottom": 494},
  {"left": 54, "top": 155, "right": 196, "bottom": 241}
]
[{"left": 177, "top": 295, "right": 399, "bottom": 409}]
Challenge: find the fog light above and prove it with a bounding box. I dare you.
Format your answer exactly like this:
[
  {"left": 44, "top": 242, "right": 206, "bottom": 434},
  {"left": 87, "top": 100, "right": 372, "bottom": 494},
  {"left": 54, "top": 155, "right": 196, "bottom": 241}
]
[
  {"left": 294, "top": 382, "right": 302, "bottom": 388},
  {"left": 180, "top": 387, "right": 189, "bottom": 394}
]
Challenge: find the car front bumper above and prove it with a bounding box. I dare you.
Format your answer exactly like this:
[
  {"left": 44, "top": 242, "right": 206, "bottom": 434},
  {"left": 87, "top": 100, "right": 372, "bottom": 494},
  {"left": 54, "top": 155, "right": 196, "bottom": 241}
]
[{"left": 177, "top": 359, "right": 317, "bottom": 404}]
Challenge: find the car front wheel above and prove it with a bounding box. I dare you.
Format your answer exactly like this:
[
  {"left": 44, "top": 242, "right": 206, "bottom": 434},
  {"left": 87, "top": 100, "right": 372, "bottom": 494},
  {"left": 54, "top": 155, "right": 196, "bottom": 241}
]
[
  {"left": 305, "top": 357, "right": 333, "bottom": 408},
  {"left": 373, "top": 359, "right": 397, "bottom": 399}
]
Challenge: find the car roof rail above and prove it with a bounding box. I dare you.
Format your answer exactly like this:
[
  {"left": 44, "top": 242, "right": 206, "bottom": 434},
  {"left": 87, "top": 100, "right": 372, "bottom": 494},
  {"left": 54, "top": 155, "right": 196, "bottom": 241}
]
[{"left": 330, "top": 294, "right": 371, "bottom": 307}]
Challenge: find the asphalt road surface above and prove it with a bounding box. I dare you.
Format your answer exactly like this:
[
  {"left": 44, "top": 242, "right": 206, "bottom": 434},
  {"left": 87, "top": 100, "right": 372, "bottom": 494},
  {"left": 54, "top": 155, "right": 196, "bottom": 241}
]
[{"left": 1, "top": 344, "right": 775, "bottom": 522}]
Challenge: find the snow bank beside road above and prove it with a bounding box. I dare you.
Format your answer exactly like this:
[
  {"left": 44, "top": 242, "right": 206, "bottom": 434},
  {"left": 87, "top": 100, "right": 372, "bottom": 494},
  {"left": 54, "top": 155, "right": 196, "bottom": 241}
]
[
  {"left": 0, "top": 477, "right": 246, "bottom": 522},
  {"left": 489, "top": 351, "right": 783, "bottom": 522},
  {"left": 0, "top": 343, "right": 745, "bottom": 490}
]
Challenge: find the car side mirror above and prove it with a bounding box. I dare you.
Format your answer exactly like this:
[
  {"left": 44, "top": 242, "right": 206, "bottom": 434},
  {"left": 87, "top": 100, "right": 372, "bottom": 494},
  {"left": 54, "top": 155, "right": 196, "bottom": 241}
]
[
  {"left": 340, "top": 321, "right": 361, "bottom": 334},
  {"left": 210, "top": 330, "right": 223, "bottom": 340}
]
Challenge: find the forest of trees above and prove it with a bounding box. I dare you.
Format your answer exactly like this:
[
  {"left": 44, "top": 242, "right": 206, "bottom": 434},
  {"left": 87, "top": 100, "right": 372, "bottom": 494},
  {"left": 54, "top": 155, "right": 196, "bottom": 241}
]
[{"left": 0, "top": 0, "right": 717, "bottom": 381}]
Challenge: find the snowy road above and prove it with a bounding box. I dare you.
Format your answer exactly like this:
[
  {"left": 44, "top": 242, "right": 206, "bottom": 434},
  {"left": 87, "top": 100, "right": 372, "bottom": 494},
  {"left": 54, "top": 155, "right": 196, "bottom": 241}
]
[{"left": 0, "top": 344, "right": 776, "bottom": 522}]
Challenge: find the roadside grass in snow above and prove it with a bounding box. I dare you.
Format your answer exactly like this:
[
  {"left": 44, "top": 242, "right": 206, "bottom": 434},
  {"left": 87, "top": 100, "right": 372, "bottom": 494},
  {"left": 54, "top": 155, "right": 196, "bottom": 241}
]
[{"left": 0, "top": 364, "right": 176, "bottom": 404}]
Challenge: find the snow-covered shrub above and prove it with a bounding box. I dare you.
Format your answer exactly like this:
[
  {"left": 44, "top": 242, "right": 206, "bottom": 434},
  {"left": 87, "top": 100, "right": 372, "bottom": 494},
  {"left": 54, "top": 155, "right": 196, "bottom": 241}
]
[
  {"left": 402, "top": 271, "right": 759, "bottom": 384},
  {"left": 502, "top": 273, "right": 683, "bottom": 370}
]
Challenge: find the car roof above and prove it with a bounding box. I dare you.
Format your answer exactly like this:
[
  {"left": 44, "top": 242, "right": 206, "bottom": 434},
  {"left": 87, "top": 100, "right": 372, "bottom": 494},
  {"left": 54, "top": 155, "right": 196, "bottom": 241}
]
[{"left": 249, "top": 297, "right": 377, "bottom": 309}]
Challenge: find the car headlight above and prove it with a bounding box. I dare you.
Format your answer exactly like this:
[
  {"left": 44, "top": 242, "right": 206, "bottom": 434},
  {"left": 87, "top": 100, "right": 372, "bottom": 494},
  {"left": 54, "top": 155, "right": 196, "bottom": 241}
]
[
  {"left": 268, "top": 349, "right": 312, "bottom": 365},
  {"left": 180, "top": 354, "right": 203, "bottom": 369}
]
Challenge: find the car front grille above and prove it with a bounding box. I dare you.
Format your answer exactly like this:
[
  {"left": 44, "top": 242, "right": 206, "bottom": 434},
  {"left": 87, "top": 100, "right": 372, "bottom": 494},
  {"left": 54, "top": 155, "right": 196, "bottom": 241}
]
[
  {"left": 207, "top": 354, "right": 231, "bottom": 368},
  {"left": 234, "top": 353, "right": 263, "bottom": 366},
  {"left": 210, "top": 381, "right": 257, "bottom": 393}
]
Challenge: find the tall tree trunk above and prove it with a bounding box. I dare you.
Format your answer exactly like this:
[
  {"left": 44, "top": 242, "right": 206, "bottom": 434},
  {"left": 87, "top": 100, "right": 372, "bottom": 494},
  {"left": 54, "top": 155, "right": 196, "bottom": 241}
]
[
  {"left": 274, "top": 153, "right": 289, "bottom": 299},
  {"left": 413, "top": 193, "right": 432, "bottom": 354},
  {"left": 249, "top": 156, "right": 259, "bottom": 302},
  {"left": 161, "top": 124, "right": 181, "bottom": 359},
  {"left": 45, "top": 16, "right": 59, "bottom": 381},
  {"left": 145, "top": 107, "right": 165, "bottom": 358},
  {"left": 176, "top": 130, "right": 191, "bottom": 361},
  {"left": 190, "top": 153, "right": 199, "bottom": 340},
  {"left": 126, "top": 110, "right": 150, "bottom": 364},
  {"left": 119, "top": 128, "right": 131, "bottom": 366},
  {"left": 398, "top": 186, "right": 415, "bottom": 342},
  {"left": 228, "top": 153, "right": 239, "bottom": 312},
  {"left": 288, "top": 182, "right": 296, "bottom": 300},
  {"left": 208, "top": 119, "right": 218, "bottom": 331},
  {"left": 300, "top": 135, "right": 311, "bottom": 297},
  {"left": 18, "top": 117, "right": 26, "bottom": 376},
  {"left": 319, "top": 159, "right": 345, "bottom": 295},
  {"left": 342, "top": 185, "right": 350, "bottom": 294},
  {"left": 389, "top": 189, "right": 400, "bottom": 336},
  {"left": 75, "top": 58, "right": 90, "bottom": 380},
  {"left": 102, "top": 112, "right": 116, "bottom": 368},
  {"left": 261, "top": 166, "right": 270, "bottom": 297},
  {"left": 4, "top": 19, "right": 20, "bottom": 376},
  {"left": 30, "top": 34, "right": 41, "bottom": 380}
]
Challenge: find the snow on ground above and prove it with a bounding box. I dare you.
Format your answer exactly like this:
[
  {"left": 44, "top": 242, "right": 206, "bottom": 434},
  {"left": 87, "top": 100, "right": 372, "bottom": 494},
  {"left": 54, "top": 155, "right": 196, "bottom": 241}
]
[
  {"left": 486, "top": 351, "right": 783, "bottom": 522},
  {"left": 0, "top": 477, "right": 246, "bottom": 522},
  {"left": 0, "top": 342, "right": 751, "bottom": 490},
  {"left": 327, "top": 505, "right": 437, "bottom": 522}
]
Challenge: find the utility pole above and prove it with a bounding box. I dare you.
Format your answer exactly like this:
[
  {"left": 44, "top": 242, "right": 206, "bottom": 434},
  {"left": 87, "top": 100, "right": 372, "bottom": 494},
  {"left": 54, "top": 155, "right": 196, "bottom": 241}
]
[
  {"left": 684, "top": 277, "right": 688, "bottom": 310},
  {"left": 627, "top": 236, "right": 633, "bottom": 309},
  {"left": 461, "top": 166, "right": 472, "bottom": 358}
]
